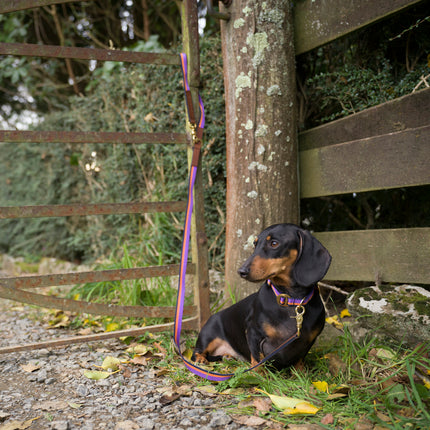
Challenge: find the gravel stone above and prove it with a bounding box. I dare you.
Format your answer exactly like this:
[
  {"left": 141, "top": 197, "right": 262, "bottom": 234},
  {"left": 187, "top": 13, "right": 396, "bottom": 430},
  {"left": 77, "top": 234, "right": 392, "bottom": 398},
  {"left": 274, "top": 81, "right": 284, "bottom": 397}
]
[{"left": 0, "top": 298, "right": 265, "bottom": 429}]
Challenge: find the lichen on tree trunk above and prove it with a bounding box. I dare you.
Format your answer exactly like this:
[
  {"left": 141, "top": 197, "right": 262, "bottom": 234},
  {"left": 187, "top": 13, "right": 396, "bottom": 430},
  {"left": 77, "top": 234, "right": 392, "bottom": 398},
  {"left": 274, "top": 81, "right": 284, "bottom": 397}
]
[{"left": 221, "top": 0, "right": 299, "bottom": 299}]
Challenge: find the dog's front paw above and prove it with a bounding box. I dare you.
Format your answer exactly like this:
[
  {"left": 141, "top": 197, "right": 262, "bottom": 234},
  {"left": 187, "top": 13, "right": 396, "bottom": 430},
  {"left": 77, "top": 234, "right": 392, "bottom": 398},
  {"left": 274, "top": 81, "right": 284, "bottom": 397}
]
[{"left": 193, "top": 352, "right": 209, "bottom": 364}]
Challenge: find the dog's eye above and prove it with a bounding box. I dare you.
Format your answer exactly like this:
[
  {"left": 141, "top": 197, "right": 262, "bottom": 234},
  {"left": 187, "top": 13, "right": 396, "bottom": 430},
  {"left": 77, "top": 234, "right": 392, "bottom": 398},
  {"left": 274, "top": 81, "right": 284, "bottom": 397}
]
[
  {"left": 270, "top": 240, "right": 279, "bottom": 248},
  {"left": 253, "top": 238, "right": 258, "bottom": 248}
]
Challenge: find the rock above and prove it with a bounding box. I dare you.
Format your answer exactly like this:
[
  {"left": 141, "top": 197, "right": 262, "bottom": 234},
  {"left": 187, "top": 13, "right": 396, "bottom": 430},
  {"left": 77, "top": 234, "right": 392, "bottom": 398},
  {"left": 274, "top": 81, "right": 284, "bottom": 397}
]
[
  {"left": 49, "top": 421, "right": 70, "bottom": 430},
  {"left": 347, "top": 285, "right": 430, "bottom": 347}
]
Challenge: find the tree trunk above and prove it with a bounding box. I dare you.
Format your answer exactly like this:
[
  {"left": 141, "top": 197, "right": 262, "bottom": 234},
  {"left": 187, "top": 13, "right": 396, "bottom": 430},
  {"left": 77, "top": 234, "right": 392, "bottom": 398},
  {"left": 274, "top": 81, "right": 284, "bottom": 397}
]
[{"left": 220, "top": 0, "right": 299, "bottom": 300}]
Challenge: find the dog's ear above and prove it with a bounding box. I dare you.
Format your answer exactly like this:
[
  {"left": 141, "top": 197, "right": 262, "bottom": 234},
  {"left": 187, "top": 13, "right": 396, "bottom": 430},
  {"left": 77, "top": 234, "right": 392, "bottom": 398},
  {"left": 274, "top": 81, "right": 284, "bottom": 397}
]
[{"left": 291, "top": 229, "right": 332, "bottom": 287}]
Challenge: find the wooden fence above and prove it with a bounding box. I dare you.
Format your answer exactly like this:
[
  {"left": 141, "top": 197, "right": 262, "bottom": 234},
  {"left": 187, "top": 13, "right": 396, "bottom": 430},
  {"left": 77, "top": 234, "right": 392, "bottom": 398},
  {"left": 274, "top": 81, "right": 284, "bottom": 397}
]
[{"left": 295, "top": 0, "right": 430, "bottom": 284}]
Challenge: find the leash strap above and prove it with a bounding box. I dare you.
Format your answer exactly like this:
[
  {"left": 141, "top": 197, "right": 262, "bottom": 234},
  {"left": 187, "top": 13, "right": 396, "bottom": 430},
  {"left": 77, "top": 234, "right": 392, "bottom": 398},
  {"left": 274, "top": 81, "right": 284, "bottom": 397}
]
[{"left": 173, "top": 53, "right": 299, "bottom": 381}]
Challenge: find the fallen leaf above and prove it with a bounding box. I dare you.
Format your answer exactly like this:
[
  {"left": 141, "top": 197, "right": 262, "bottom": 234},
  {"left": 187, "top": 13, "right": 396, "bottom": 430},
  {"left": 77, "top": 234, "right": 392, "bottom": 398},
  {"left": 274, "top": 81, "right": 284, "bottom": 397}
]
[
  {"left": 0, "top": 417, "right": 40, "bottom": 430},
  {"left": 20, "top": 363, "right": 41, "bottom": 373},
  {"left": 153, "top": 342, "right": 167, "bottom": 356},
  {"left": 321, "top": 413, "right": 334, "bottom": 425},
  {"left": 231, "top": 415, "right": 268, "bottom": 426},
  {"left": 106, "top": 322, "right": 120, "bottom": 332},
  {"left": 324, "top": 352, "right": 347, "bottom": 374},
  {"left": 220, "top": 388, "right": 245, "bottom": 395},
  {"left": 253, "top": 397, "right": 272, "bottom": 413},
  {"left": 130, "top": 356, "right": 147, "bottom": 366},
  {"left": 100, "top": 356, "right": 121, "bottom": 371},
  {"left": 159, "top": 392, "right": 181, "bottom": 405},
  {"left": 126, "top": 344, "right": 149, "bottom": 355},
  {"left": 340, "top": 308, "right": 351, "bottom": 318},
  {"left": 77, "top": 327, "right": 93, "bottom": 336},
  {"left": 194, "top": 385, "right": 218, "bottom": 396},
  {"left": 326, "top": 393, "right": 348, "bottom": 400},
  {"left": 256, "top": 389, "right": 320, "bottom": 415},
  {"left": 68, "top": 403, "right": 83, "bottom": 409},
  {"left": 312, "top": 380, "right": 329, "bottom": 393},
  {"left": 121, "top": 365, "right": 132, "bottom": 378},
  {"left": 283, "top": 402, "right": 320, "bottom": 415},
  {"left": 325, "top": 316, "right": 343, "bottom": 329},
  {"left": 83, "top": 370, "right": 112, "bottom": 380}
]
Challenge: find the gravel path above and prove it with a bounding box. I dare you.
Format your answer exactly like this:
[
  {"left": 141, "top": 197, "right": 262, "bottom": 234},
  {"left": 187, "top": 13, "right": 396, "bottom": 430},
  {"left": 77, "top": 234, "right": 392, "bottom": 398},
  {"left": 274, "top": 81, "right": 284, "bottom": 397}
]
[{"left": 0, "top": 299, "right": 256, "bottom": 430}]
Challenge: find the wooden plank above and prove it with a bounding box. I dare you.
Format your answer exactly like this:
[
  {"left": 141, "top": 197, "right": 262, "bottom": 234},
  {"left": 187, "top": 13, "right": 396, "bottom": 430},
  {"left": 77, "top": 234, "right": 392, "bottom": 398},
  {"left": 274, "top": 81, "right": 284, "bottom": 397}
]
[
  {"left": 300, "top": 125, "right": 430, "bottom": 198},
  {"left": 299, "top": 88, "right": 430, "bottom": 151},
  {"left": 315, "top": 228, "right": 430, "bottom": 284},
  {"left": 294, "top": 0, "right": 423, "bottom": 55}
]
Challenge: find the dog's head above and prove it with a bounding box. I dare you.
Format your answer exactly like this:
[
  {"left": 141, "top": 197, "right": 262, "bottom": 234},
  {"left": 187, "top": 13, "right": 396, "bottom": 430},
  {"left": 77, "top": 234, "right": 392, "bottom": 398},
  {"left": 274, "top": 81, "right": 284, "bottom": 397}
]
[{"left": 237, "top": 223, "right": 331, "bottom": 288}]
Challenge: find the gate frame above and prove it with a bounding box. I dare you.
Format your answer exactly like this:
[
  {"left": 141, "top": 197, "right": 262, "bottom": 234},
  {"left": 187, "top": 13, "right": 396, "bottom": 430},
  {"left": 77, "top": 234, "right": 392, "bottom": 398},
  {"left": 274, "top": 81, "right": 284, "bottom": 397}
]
[{"left": 0, "top": 0, "right": 210, "bottom": 354}]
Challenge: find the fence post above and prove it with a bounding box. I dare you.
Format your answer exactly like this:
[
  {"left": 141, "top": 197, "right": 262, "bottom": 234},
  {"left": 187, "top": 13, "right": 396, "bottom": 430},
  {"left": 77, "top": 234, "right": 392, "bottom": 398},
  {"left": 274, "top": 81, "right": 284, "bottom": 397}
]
[
  {"left": 220, "top": 0, "right": 299, "bottom": 300},
  {"left": 180, "top": 0, "right": 211, "bottom": 327}
]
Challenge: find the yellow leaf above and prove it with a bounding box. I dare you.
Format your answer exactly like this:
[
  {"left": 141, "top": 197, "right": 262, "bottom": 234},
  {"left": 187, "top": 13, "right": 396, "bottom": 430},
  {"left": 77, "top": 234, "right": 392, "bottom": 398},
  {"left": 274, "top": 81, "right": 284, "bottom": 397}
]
[
  {"left": 83, "top": 370, "right": 113, "bottom": 380},
  {"left": 101, "top": 356, "right": 121, "bottom": 371},
  {"left": 312, "top": 380, "right": 329, "bottom": 393},
  {"left": 126, "top": 344, "right": 149, "bottom": 355},
  {"left": 256, "top": 389, "right": 319, "bottom": 415},
  {"left": 283, "top": 401, "right": 320, "bottom": 415},
  {"left": 340, "top": 309, "right": 351, "bottom": 318},
  {"left": 182, "top": 348, "right": 193, "bottom": 360},
  {"left": 326, "top": 316, "right": 343, "bottom": 329},
  {"left": 106, "top": 322, "right": 120, "bottom": 332}
]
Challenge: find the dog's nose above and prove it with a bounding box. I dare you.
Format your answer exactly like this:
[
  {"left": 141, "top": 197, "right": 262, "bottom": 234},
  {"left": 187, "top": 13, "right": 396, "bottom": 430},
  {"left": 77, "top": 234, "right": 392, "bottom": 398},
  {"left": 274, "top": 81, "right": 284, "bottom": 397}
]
[{"left": 237, "top": 266, "right": 249, "bottom": 278}]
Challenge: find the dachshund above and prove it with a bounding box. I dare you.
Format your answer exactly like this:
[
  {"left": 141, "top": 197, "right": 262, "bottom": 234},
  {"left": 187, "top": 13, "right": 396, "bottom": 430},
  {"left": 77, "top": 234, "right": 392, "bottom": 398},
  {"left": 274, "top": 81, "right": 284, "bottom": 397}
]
[{"left": 192, "top": 223, "right": 332, "bottom": 369}]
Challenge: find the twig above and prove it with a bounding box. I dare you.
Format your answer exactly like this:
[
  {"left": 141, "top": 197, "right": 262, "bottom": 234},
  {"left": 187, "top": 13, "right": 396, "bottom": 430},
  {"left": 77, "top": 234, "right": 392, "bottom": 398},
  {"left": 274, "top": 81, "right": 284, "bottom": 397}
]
[{"left": 318, "top": 282, "right": 349, "bottom": 296}]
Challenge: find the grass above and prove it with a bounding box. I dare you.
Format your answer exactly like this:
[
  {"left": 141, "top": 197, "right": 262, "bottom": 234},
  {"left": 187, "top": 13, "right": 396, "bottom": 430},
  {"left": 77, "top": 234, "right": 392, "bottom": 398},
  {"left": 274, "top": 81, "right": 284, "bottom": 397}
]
[
  {"left": 64, "top": 240, "right": 429, "bottom": 428},
  {"left": 153, "top": 326, "right": 429, "bottom": 429}
]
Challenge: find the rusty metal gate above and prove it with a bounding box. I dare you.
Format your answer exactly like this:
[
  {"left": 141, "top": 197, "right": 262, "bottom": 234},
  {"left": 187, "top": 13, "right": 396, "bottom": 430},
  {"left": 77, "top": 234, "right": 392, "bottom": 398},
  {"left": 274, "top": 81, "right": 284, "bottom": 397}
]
[{"left": 0, "top": 0, "right": 210, "bottom": 354}]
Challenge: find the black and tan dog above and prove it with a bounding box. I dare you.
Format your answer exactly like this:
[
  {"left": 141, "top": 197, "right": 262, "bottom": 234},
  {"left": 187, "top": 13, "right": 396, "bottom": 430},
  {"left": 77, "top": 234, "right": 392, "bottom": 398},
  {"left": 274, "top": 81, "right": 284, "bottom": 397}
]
[{"left": 192, "top": 223, "right": 332, "bottom": 369}]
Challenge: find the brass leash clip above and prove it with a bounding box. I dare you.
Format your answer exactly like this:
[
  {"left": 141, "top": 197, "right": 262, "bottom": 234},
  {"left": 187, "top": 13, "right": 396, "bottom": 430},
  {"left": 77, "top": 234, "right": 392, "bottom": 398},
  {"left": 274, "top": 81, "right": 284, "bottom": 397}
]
[{"left": 292, "top": 304, "right": 306, "bottom": 337}]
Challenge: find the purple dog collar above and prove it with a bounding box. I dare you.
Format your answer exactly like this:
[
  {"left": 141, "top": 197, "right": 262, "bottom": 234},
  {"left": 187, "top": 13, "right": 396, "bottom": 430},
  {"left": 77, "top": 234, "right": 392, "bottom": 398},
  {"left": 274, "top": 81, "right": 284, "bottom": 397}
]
[{"left": 268, "top": 279, "right": 317, "bottom": 307}]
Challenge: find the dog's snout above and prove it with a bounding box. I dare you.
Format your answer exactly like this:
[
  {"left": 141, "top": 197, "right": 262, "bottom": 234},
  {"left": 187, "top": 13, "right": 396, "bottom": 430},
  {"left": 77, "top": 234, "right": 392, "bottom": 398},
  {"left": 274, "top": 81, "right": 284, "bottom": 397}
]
[{"left": 237, "top": 265, "right": 249, "bottom": 279}]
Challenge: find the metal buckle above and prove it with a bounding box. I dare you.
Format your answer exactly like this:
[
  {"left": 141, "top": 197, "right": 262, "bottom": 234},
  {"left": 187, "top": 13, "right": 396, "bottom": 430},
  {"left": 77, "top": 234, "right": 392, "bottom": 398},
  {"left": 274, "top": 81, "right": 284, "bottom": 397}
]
[{"left": 276, "top": 293, "right": 290, "bottom": 306}]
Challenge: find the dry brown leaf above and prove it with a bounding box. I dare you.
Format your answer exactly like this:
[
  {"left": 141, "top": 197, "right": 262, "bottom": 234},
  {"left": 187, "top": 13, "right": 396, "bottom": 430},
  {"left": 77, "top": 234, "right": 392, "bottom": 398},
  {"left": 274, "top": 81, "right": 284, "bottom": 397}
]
[
  {"left": 20, "top": 363, "right": 41, "bottom": 373},
  {"left": 130, "top": 356, "right": 148, "bottom": 366},
  {"left": 231, "top": 414, "right": 268, "bottom": 426},
  {"left": 253, "top": 397, "right": 272, "bottom": 413},
  {"left": 159, "top": 393, "right": 181, "bottom": 406},
  {"left": 0, "top": 417, "right": 40, "bottom": 430},
  {"left": 321, "top": 413, "right": 334, "bottom": 425},
  {"left": 153, "top": 342, "right": 167, "bottom": 356}
]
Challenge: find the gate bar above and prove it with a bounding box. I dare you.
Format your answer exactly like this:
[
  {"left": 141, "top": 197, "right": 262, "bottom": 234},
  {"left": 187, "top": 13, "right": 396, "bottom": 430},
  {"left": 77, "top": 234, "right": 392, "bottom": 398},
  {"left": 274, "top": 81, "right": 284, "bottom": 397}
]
[
  {"left": 0, "top": 317, "right": 198, "bottom": 355},
  {"left": 0, "top": 201, "right": 186, "bottom": 219},
  {"left": 0, "top": 42, "right": 180, "bottom": 65},
  {"left": 0, "top": 264, "right": 195, "bottom": 289},
  {"left": 0, "top": 130, "right": 187, "bottom": 145},
  {"left": 1, "top": 0, "right": 83, "bottom": 14},
  {"left": 0, "top": 284, "right": 196, "bottom": 318}
]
